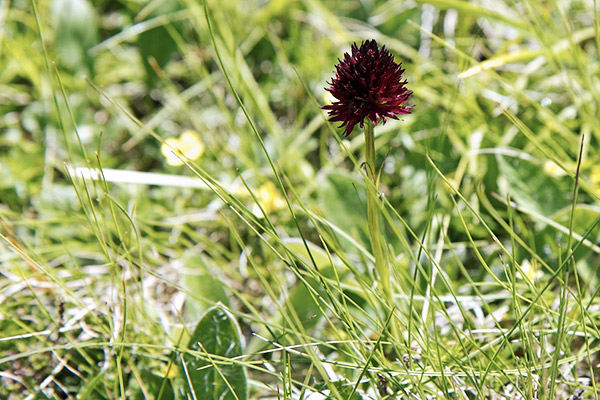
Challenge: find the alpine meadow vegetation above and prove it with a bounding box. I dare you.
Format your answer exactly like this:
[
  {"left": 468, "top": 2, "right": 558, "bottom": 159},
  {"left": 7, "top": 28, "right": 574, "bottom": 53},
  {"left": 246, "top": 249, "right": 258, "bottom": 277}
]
[{"left": 1, "top": 0, "right": 600, "bottom": 399}]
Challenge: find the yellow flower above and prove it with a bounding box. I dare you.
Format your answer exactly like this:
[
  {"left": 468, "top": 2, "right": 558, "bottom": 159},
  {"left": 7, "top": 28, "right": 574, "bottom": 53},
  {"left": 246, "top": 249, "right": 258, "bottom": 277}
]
[
  {"left": 519, "top": 259, "right": 543, "bottom": 282},
  {"left": 161, "top": 130, "right": 205, "bottom": 166},
  {"left": 590, "top": 165, "right": 600, "bottom": 191},
  {"left": 322, "top": 90, "right": 335, "bottom": 106},
  {"left": 543, "top": 160, "right": 566, "bottom": 177},
  {"left": 253, "top": 181, "right": 286, "bottom": 217}
]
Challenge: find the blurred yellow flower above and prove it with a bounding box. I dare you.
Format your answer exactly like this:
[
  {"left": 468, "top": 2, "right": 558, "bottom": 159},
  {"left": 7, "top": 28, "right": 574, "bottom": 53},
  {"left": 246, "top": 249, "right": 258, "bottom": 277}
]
[
  {"left": 322, "top": 90, "right": 335, "bottom": 106},
  {"left": 590, "top": 165, "right": 600, "bottom": 191},
  {"left": 161, "top": 130, "right": 205, "bottom": 166},
  {"left": 253, "top": 181, "right": 286, "bottom": 217},
  {"left": 543, "top": 160, "right": 566, "bottom": 177},
  {"left": 519, "top": 259, "right": 543, "bottom": 282}
]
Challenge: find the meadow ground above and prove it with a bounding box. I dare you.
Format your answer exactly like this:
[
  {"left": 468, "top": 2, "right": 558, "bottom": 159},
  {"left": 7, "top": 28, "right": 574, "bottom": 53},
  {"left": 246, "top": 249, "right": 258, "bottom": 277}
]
[{"left": 1, "top": 0, "right": 600, "bottom": 398}]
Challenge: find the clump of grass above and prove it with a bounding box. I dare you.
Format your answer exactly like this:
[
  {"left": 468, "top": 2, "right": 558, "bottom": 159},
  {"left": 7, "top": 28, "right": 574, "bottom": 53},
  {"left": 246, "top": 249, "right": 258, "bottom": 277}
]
[{"left": 1, "top": 0, "right": 600, "bottom": 398}]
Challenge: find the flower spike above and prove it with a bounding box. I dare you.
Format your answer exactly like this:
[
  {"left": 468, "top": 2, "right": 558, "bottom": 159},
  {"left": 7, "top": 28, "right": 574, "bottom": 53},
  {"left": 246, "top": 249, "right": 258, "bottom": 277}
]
[{"left": 322, "top": 40, "right": 413, "bottom": 136}]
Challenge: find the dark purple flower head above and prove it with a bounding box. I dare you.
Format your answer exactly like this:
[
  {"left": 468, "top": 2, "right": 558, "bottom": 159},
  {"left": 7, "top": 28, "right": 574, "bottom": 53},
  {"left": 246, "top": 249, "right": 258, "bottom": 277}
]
[{"left": 322, "top": 40, "right": 413, "bottom": 136}]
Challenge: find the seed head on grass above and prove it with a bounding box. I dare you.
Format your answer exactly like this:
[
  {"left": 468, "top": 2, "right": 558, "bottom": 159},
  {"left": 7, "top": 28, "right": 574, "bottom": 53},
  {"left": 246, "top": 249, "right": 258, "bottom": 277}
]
[{"left": 322, "top": 40, "right": 414, "bottom": 136}]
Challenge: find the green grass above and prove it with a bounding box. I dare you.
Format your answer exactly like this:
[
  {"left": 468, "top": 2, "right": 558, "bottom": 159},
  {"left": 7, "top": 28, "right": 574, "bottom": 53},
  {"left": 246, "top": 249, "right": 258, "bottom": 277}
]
[{"left": 1, "top": 0, "right": 600, "bottom": 398}]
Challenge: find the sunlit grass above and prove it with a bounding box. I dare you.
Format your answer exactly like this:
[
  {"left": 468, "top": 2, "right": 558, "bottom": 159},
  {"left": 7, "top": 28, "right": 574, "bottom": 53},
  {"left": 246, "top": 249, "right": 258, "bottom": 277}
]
[{"left": 1, "top": 0, "right": 599, "bottom": 398}]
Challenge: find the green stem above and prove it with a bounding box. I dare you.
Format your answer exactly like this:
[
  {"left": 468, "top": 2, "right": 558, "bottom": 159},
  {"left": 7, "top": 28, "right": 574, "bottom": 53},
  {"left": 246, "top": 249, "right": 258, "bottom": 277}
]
[{"left": 363, "top": 121, "right": 392, "bottom": 302}]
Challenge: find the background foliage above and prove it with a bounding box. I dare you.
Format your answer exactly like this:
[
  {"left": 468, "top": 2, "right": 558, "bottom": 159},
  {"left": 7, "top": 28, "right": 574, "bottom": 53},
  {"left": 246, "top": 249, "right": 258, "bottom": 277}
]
[{"left": 1, "top": 0, "right": 600, "bottom": 398}]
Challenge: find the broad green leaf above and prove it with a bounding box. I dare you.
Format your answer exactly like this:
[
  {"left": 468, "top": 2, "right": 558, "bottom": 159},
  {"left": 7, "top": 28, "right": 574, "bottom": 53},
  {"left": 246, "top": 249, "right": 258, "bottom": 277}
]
[
  {"left": 181, "top": 306, "right": 247, "bottom": 400},
  {"left": 131, "top": 369, "right": 174, "bottom": 400},
  {"left": 317, "top": 172, "right": 367, "bottom": 249},
  {"left": 283, "top": 275, "right": 325, "bottom": 332},
  {"left": 51, "top": 0, "right": 98, "bottom": 73},
  {"left": 282, "top": 238, "right": 337, "bottom": 272},
  {"left": 182, "top": 255, "right": 230, "bottom": 321},
  {"left": 279, "top": 239, "right": 345, "bottom": 332},
  {"left": 183, "top": 272, "right": 230, "bottom": 320},
  {"left": 540, "top": 205, "right": 600, "bottom": 258},
  {"left": 136, "top": 0, "right": 181, "bottom": 86},
  {"left": 497, "top": 156, "right": 571, "bottom": 217},
  {"left": 313, "top": 380, "right": 370, "bottom": 400}
]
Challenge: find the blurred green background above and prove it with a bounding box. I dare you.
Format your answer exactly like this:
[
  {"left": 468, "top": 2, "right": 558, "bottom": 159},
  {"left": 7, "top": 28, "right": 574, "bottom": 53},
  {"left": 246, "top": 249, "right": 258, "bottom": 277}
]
[{"left": 2, "top": 0, "right": 600, "bottom": 398}]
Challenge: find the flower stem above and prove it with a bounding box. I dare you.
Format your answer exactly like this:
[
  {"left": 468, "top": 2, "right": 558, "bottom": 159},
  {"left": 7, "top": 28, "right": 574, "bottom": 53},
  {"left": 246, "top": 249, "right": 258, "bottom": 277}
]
[{"left": 363, "top": 121, "right": 392, "bottom": 302}]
